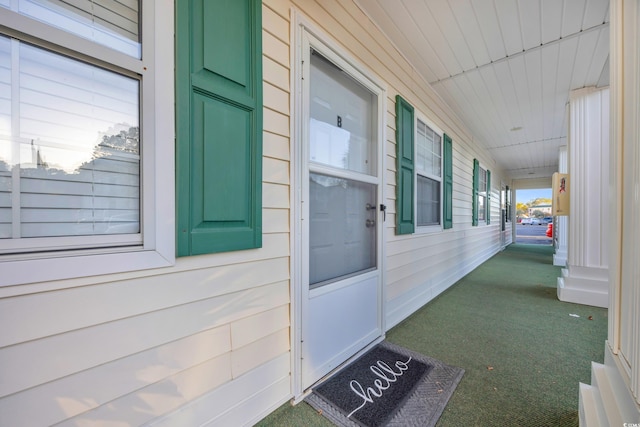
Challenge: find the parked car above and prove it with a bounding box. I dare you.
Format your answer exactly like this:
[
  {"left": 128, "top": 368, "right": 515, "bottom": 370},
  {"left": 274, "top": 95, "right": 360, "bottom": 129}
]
[
  {"left": 521, "top": 217, "right": 541, "bottom": 225},
  {"left": 546, "top": 222, "right": 553, "bottom": 237},
  {"left": 542, "top": 216, "right": 553, "bottom": 224}
]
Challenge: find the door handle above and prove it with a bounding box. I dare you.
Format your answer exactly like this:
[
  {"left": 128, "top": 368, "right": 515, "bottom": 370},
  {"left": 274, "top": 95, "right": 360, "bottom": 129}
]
[{"left": 366, "top": 219, "right": 375, "bottom": 228}]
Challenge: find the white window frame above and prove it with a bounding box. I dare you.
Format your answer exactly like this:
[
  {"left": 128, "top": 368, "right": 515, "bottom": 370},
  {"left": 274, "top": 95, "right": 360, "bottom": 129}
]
[
  {"left": 414, "top": 114, "right": 443, "bottom": 233},
  {"left": 0, "top": 2, "right": 175, "bottom": 287},
  {"left": 477, "top": 164, "right": 488, "bottom": 224}
]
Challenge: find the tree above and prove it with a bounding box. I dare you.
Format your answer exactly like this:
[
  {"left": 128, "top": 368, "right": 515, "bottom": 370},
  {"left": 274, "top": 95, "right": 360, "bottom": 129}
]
[
  {"left": 516, "top": 202, "right": 528, "bottom": 217},
  {"left": 529, "top": 197, "right": 551, "bottom": 206},
  {"left": 532, "top": 209, "right": 546, "bottom": 218},
  {"left": 97, "top": 125, "right": 139, "bottom": 154}
]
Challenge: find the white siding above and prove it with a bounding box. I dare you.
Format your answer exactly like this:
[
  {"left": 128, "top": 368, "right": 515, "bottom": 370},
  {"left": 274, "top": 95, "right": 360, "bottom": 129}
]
[
  {"left": 0, "top": 1, "right": 512, "bottom": 426},
  {"left": 0, "top": 3, "right": 293, "bottom": 426}
]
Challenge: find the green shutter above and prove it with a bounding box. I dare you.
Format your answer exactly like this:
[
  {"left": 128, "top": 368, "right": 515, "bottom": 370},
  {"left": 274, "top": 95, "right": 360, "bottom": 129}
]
[
  {"left": 486, "top": 169, "right": 491, "bottom": 225},
  {"left": 176, "top": 0, "right": 263, "bottom": 256},
  {"left": 395, "top": 95, "right": 415, "bottom": 235},
  {"left": 472, "top": 158, "right": 479, "bottom": 226},
  {"left": 443, "top": 133, "right": 453, "bottom": 229}
]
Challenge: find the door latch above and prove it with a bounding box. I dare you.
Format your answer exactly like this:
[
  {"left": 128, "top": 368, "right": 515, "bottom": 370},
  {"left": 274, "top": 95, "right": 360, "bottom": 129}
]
[{"left": 380, "top": 204, "right": 386, "bottom": 221}]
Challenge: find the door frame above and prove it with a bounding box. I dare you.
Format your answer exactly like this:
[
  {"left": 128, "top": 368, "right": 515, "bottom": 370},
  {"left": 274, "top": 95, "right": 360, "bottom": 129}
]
[{"left": 290, "top": 9, "right": 387, "bottom": 401}]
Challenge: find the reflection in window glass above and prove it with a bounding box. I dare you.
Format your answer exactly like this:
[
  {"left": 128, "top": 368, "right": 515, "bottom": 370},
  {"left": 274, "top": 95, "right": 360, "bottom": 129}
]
[
  {"left": 0, "top": 38, "right": 140, "bottom": 240},
  {"left": 1, "top": 0, "right": 141, "bottom": 57},
  {"left": 478, "top": 194, "right": 486, "bottom": 221},
  {"left": 416, "top": 120, "right": 441, "bottom": 177},
  {"left": 309, "top": 50, "right": 377, "bottom": 176},
  {"left": 478, "top": 166, "right": 487, "bottom": 222},
  {"left": 0, "top": 38, "right": 9, "bottom": 239},
  {"left": 0, "top": 37, "right": 10, "bottom": 140},
  {"left": 416, "top": 119, "right": 442, "bottom": 227},
  {"left": 417, "top": 175, "right": 440, "bottom": 226},
  {"left": 308, "top": 173, "right": 376, "bottom": 287}
]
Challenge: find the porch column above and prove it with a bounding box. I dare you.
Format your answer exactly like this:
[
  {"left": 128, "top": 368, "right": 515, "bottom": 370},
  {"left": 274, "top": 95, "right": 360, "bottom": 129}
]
[
  {"left": 553, "top": 145, "right": 568, "bottom": 266},
  {"left": 557, "top": 87, "right": 609, "bottom": 308}
]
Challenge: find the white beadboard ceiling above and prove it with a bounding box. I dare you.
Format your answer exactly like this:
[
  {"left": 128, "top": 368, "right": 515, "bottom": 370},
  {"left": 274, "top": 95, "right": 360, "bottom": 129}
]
[{"left": 355, "top": 0, "right": 610, "bottom": 181}]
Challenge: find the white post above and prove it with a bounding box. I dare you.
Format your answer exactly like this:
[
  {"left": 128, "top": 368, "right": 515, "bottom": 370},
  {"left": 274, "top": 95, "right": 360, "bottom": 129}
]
[
  {"left": 553, "top": 145, "right": 568, "bottom": 266},
  {"left": 607, "top": 0, "right": 640, "bottom": 408},
  {"left": 556, "top": 87, "right": 609, "bottom": 308}
]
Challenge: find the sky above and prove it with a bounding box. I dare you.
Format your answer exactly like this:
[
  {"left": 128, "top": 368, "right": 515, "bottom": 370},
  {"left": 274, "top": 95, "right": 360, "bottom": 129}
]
[{"left": 516, "top": 188, "right": 552, "bottom": 205}]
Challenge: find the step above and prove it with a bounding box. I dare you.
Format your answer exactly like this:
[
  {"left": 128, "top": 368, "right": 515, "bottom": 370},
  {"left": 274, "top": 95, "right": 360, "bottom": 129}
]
[
  {"left": 591, "top": 361, "right": 624, "bottom": 426},
  {"left": 579, "top": 383, "right": 601, "bottom": 426}
]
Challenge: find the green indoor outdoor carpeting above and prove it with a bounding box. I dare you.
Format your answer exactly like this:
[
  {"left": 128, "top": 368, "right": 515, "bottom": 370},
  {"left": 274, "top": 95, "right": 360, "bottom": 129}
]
[{"left": 256, "top": 244, "right": 608, "bottom": 427}]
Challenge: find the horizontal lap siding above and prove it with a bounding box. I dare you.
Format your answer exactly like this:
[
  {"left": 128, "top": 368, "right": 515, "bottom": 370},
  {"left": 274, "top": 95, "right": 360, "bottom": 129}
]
[
  {"left": 385, "top": 226, "right": 502, "bottom": 328},
  {"left": 0, "top": 2, "right": 292, "bottom": 427},
  {"left": 0, "top": 264, "right": 292, "bottom": 426},
  {"left": 372, "top": 10, "right": 506, "bottom": 329},
  {"left": 20, "top": 157, "right": 140, "bottom": 236},
  {"left": 0, "top": 1, "right": 511, "bottom": 426},
  {"left": 385, "top": 137, "right": 504, "bottom": 328},
  {"left": 279, "top": 0, "right": 505, "bottom": 330},
  {"left": 285, "top": 0, "right": 506, "bottom": 415}
]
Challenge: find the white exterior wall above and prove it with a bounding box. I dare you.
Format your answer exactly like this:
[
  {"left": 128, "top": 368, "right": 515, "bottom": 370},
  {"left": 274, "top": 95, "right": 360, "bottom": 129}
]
[
  {"left": 0, "top": 1, "right": 509, "bottom": 426},
  {"left": 0, "top": 3, "right": 292, "bottom": 425}
]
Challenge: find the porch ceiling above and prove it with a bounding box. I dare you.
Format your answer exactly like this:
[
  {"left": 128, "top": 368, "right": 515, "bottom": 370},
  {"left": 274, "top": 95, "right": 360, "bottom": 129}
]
[{"left": 354, "top": 0, "right": 610, "bottom": 181}]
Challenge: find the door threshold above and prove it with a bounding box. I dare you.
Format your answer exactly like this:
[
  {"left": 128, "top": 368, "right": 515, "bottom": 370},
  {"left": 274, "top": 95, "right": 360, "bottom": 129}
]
[{"left": 294, "top": 335, "right": 385, "bottom": 404}]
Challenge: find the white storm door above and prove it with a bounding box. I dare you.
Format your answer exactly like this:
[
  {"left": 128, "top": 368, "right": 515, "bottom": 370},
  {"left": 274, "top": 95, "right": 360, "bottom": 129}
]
[{"left": 301, "top": 39, "right": 384, "bottom": 389}]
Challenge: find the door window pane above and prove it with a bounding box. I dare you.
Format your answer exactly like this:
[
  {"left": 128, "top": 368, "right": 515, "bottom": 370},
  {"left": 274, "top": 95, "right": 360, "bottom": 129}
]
[
  {"left": 0, "top": 38, "right": 140, "bottom": 241},
  {"left": 309, "top": 50, "right": 377, "bottom": 176},
  {"left": 309, "top": 173, "right": 376, "bottom": 287}
]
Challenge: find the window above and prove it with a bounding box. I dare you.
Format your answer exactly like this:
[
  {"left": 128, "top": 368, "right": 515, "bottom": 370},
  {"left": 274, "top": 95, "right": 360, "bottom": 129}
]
[
  {"left": 478, "top": 167, "right": 487, "bottom": 222},
  {"left": 415, "top": 119, "right": 442, "bottom": 227},
  {"left": 472, "top": 158, "right": 491, "bottom": 226},
  {"left": 307, "top": 48, "right": 379, "bottom": 287},
  {"left": 505, "top": 185, "right": 511, "bottom": 222},
  {"left": 0, "top": 2, "right": 174, "bottom": 286},
  {"left": 395, "top": 95, "right": 452, "bottom": 234},
  {"left": 3, "top": 0, "right": 141, "bottom": 57}
]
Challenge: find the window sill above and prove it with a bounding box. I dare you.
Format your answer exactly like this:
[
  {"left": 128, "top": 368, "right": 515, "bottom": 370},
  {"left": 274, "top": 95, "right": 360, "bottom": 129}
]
[
  {"left": 0, "top": 247, "right": 175, "bottom": 288},
  {"left": 415, "top": 225, "right": 443, "bottom": 235}
]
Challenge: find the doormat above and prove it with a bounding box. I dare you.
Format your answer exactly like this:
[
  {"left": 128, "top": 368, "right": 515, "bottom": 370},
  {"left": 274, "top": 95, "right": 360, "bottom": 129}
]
[{"left": 306, "top": 341, "right": 464, "bottom": 427}]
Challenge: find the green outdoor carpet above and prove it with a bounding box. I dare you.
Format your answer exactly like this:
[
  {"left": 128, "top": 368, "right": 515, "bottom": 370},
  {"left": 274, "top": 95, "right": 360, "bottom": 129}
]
[{"left": 256, "top": 244, "right": 608, "bottom": 427}]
